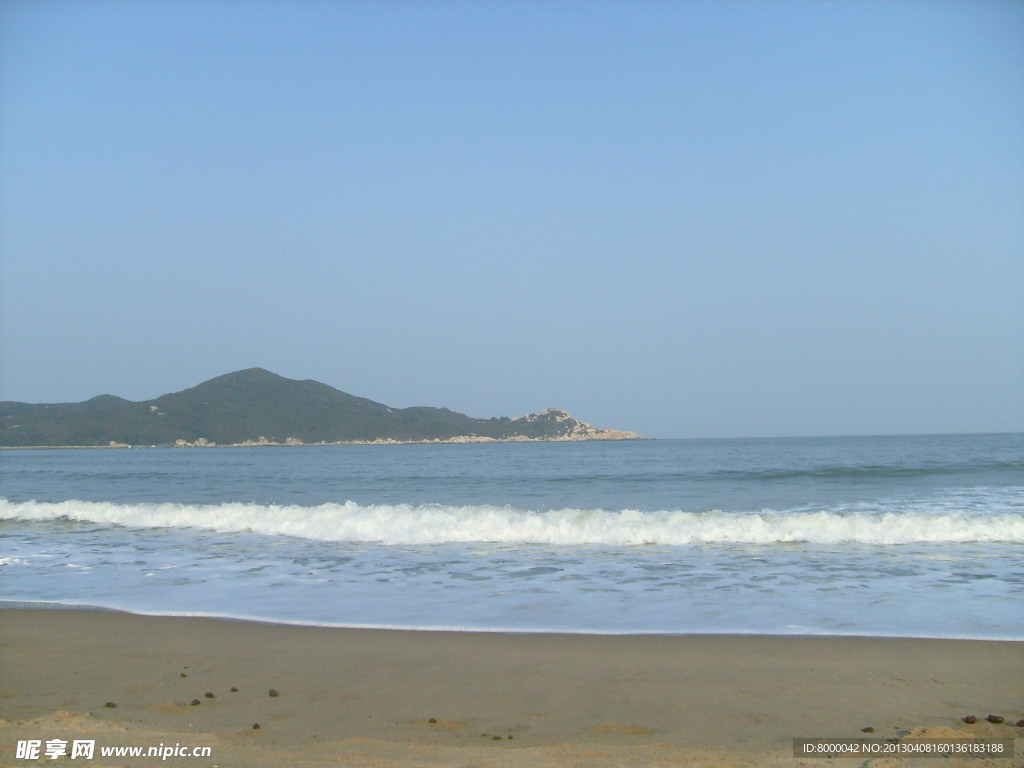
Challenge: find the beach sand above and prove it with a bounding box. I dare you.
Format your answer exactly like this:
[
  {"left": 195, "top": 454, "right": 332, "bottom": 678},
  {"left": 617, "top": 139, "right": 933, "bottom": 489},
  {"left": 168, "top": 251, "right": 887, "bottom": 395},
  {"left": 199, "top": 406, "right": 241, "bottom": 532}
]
[{"left": 1, "top": 608, "right": 1021, "bottom": 767}]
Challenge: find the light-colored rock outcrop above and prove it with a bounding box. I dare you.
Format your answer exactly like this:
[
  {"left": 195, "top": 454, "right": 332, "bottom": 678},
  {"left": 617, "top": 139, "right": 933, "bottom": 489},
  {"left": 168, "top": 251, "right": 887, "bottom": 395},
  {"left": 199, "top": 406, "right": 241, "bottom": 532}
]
[{"left": 190, "top": 410, "right": 645, "bottom": 447}]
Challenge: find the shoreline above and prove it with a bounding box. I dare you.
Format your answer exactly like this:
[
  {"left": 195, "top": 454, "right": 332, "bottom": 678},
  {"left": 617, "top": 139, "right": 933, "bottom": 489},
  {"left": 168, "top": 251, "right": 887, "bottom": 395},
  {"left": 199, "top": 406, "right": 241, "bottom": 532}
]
[
  {"left": 2, "top": 606, "right": 1021, "bottom": 767},
  {"left": 0, "top": 436, "right": 651, "bottom": 448},
  {"left": 2, "top": 599, "right": 1021, "bottom": 642}
]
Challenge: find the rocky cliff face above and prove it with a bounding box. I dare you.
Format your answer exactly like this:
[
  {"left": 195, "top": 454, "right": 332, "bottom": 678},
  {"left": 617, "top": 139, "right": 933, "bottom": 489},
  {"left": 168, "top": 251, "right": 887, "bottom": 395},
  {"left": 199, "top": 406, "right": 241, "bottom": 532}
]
[{"left": 515, "top": 409, "right": 643, "bottom": 441}]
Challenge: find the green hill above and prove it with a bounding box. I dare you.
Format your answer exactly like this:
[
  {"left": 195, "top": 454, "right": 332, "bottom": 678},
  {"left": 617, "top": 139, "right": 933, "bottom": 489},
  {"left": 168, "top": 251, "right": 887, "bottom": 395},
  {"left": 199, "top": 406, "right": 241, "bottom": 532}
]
[{"left": 0, "top": 368, "right": 642, "bottom": 446}]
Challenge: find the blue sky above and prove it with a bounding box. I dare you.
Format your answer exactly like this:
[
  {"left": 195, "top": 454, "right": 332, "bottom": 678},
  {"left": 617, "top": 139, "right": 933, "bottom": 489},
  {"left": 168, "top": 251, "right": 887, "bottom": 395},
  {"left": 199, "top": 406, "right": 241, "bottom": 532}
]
[{"left": 2, "top": 0, "right": 1022, "bottom": 438}]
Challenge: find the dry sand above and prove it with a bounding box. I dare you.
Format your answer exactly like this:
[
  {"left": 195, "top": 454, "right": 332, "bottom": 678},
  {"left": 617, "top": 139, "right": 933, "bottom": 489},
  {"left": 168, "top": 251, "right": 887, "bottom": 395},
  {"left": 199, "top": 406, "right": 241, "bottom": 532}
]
[{"left": 1, "top": 607, "right": 1021, "bottom": 767}]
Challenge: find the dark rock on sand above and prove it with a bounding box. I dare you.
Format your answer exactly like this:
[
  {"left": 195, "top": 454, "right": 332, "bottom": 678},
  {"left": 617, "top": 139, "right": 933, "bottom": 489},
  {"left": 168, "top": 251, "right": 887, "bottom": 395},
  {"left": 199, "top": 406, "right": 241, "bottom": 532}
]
[
  {"left": 986, "top": 715, "right": 1004, "bottom": 724},
  {"left": 104, "top": 702, "right": 117, "bottom": 708},
  {"left": 963, "top": 715, "right": 977, "bottom": 724}
]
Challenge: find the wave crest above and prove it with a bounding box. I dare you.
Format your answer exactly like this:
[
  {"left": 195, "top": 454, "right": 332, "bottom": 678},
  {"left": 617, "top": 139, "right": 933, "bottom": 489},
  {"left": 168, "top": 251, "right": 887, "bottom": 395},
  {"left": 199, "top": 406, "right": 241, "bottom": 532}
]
[{"left": 2, "top": 498, "right": 1022, "bottom": 546}]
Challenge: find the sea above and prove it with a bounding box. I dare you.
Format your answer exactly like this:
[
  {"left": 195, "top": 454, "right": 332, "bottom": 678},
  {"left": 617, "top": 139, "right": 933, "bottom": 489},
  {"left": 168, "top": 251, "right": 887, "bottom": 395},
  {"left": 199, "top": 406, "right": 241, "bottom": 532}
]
[{"left": 1, "top": 433, "right": 1022, "bottom": 639}]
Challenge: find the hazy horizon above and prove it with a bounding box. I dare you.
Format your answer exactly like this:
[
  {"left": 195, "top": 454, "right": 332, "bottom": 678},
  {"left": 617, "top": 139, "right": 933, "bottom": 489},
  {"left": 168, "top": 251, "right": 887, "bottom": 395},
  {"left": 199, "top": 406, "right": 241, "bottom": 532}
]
[
  {"left": 3, "top": 365, "right": 1022, "bottom": 442},
  {"left": 2, "top": 1, "right": 1022, "bottom": 440}
]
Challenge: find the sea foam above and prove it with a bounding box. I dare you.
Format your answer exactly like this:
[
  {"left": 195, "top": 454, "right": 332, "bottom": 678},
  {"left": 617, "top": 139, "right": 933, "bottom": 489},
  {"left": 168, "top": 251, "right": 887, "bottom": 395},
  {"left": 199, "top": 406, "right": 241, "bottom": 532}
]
[{"left": 2, "top": 498, "right": 1021, "bottom": 546}]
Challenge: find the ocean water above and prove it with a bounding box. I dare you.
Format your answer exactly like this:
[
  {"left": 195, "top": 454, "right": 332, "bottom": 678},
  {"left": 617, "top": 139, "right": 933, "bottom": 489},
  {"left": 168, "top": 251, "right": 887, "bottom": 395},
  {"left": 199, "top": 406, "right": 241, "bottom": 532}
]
[{"left": 1, "top": 434, "right": 1022, "bottom": 638}]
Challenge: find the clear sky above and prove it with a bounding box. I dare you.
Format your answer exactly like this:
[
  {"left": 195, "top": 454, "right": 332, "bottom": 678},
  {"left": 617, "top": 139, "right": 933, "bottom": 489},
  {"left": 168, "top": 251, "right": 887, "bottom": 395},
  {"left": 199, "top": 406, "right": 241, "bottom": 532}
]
[{"left": 2, "top": 0, "right": 1022, "bottom": 439}]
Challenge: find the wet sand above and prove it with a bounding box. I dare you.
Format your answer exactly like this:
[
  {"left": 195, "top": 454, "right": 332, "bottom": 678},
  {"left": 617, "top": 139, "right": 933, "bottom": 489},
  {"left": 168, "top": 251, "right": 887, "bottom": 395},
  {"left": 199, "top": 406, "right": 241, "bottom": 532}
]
[{"left": 1, "top": 607, "right": 1021, "bottom": 767}]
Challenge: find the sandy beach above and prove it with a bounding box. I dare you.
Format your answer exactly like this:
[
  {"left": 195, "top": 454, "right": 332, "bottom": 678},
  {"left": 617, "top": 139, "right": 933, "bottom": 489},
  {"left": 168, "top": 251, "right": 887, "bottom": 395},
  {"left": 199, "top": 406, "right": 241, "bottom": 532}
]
[{"left": 0, "top": 608, "right": 1020, "bottom": 767}]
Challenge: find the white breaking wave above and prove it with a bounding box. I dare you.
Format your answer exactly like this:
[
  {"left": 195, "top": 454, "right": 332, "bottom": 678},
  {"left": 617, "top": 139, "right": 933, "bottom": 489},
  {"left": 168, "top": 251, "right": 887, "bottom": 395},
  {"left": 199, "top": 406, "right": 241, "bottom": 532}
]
[{"left": 2, "top": 498, "right": 1022, "bottom": 545}]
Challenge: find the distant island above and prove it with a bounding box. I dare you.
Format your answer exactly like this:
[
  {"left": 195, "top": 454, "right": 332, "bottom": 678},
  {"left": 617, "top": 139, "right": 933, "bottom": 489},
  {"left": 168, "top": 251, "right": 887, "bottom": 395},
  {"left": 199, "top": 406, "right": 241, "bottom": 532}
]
[{"left": 0, "top": 368, "right": 644, "bottom": 447}]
